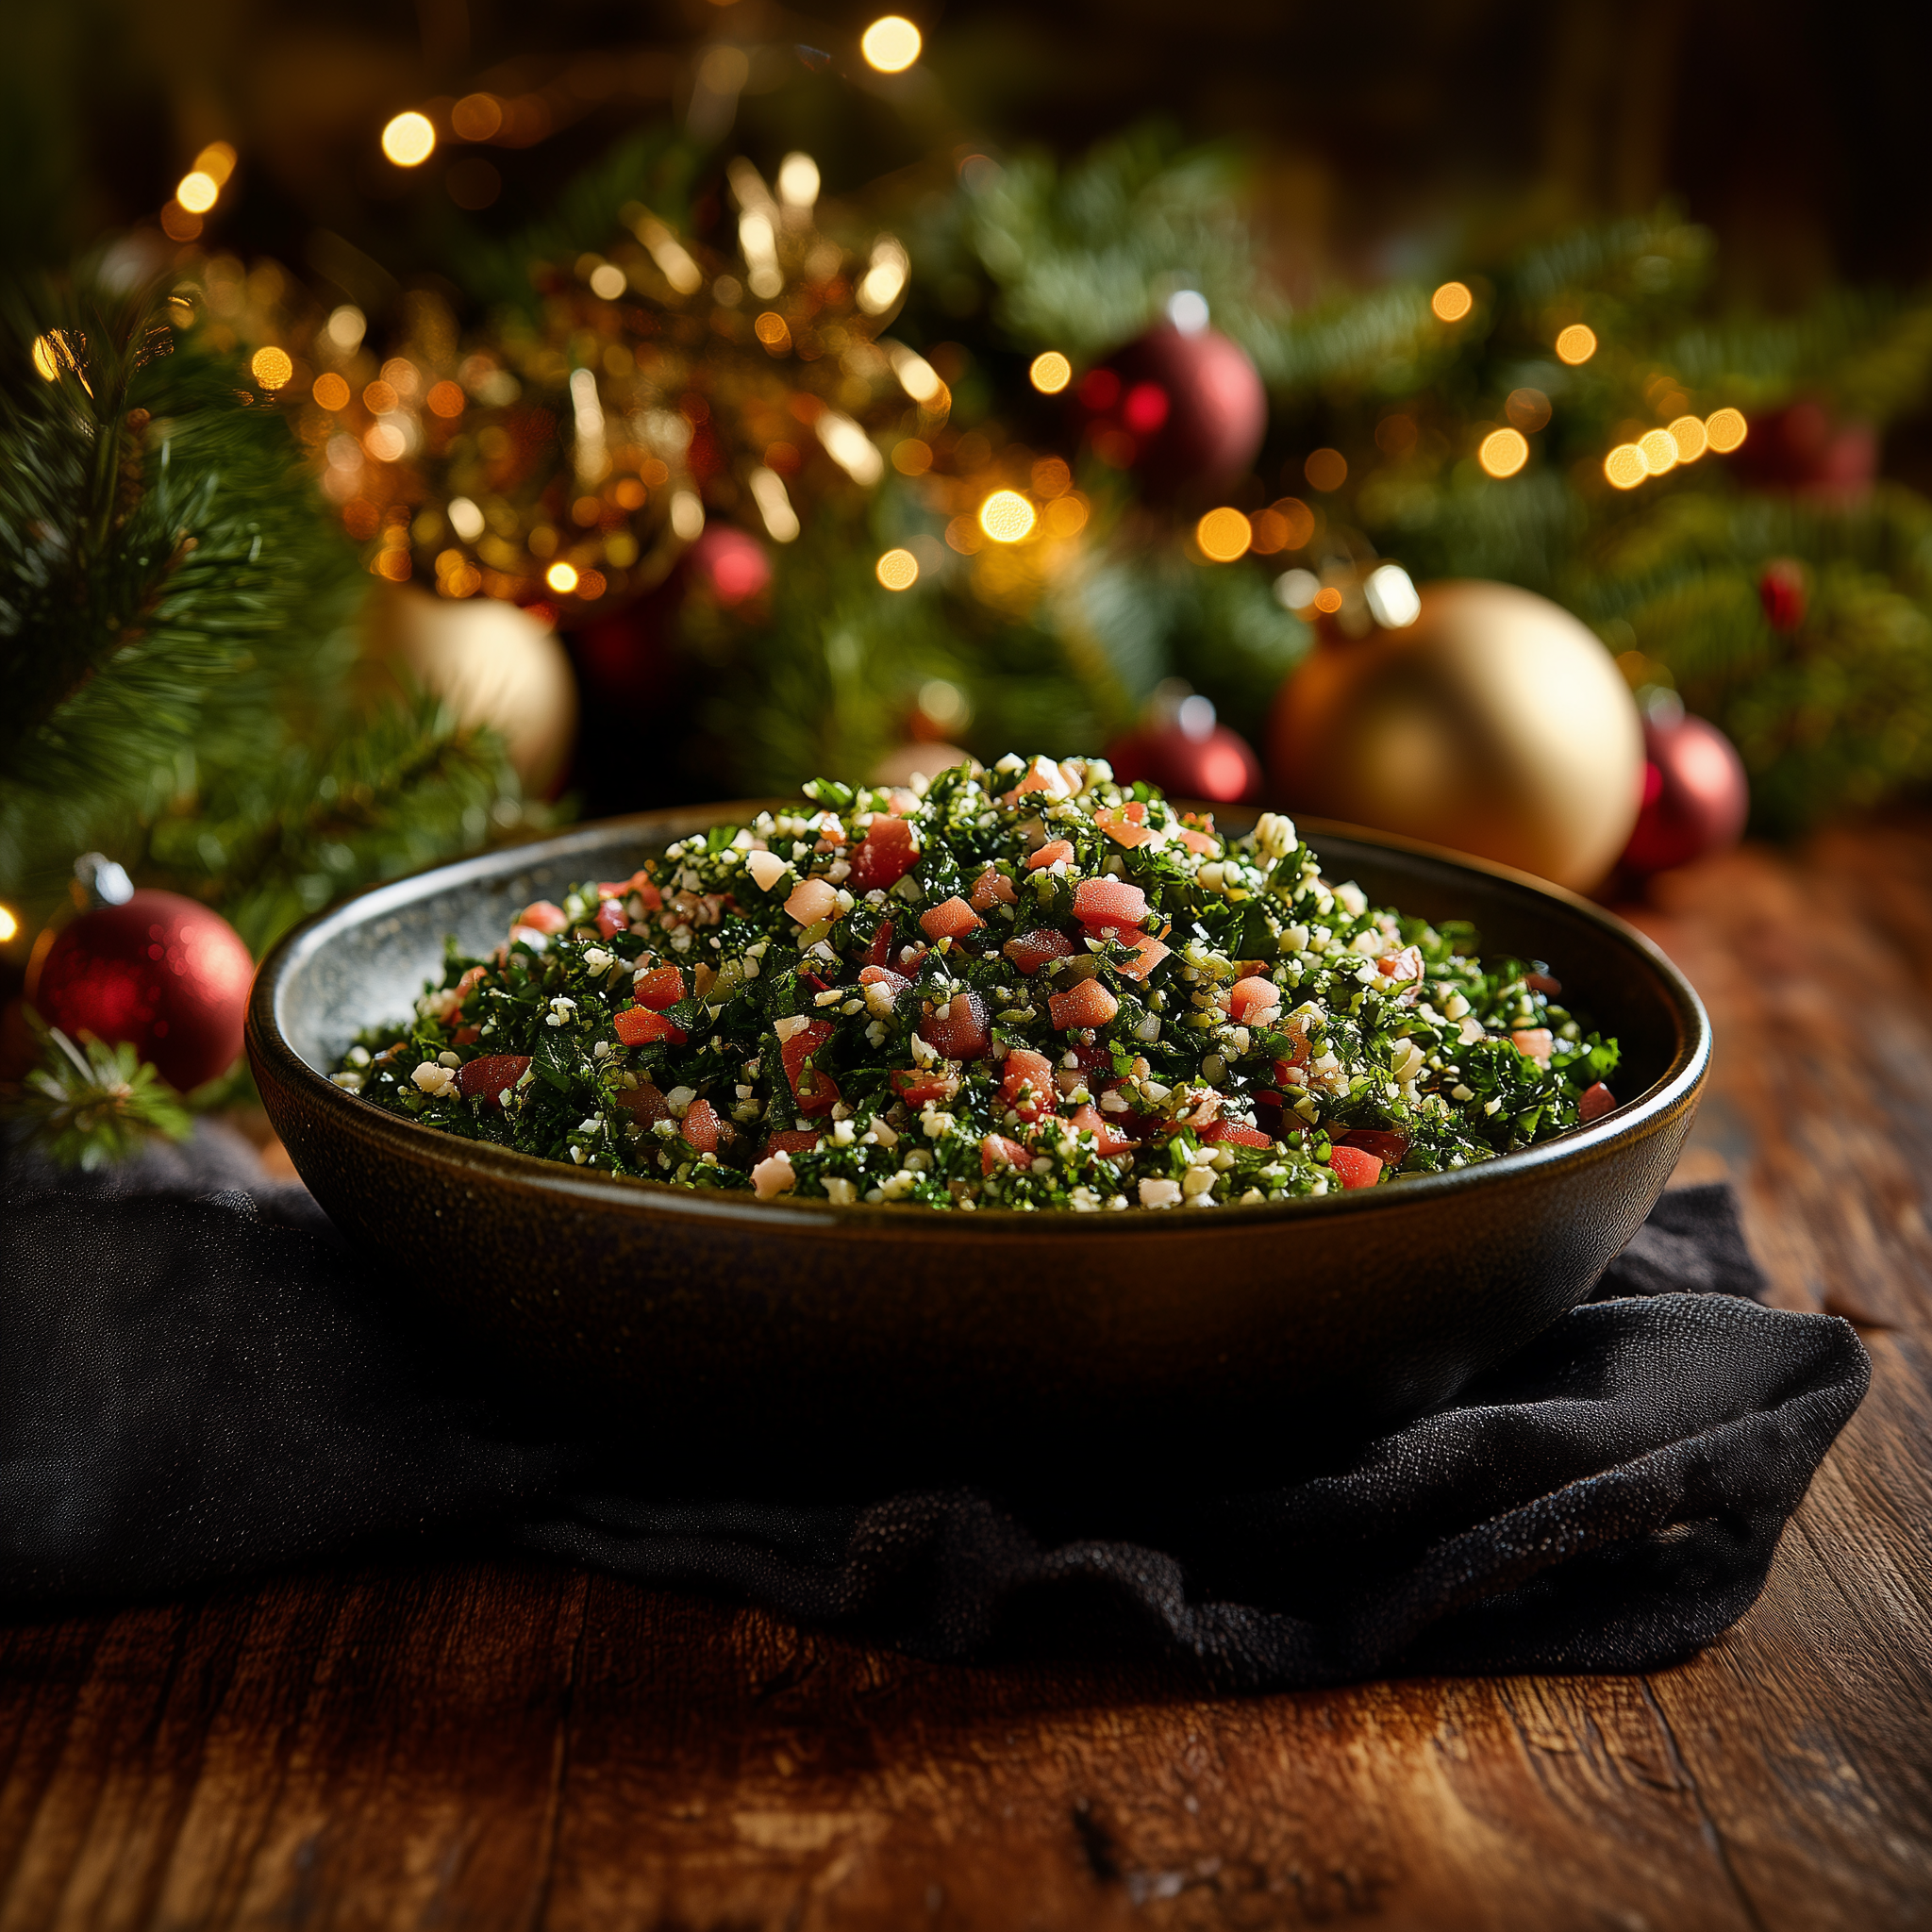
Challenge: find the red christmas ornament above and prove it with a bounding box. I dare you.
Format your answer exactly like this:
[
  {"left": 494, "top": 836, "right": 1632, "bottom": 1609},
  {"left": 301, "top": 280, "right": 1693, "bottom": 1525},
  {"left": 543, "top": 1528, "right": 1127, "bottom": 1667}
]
[
  {"left": 687, "top": 525, "right": 772, "bottom": 606},
  {"left": 1619, "top": 703, "right": 1750, "bottom": 876},
  {"left": 1107, "top": 693, "right": 1262, "bottom": 804},
  {"left": 1078, "top": 319, "right": 1267, "bottom": 497},
  {"left": 1729, "top": 401, "right": 1875, "bottom": 498},
  {"left": 1759, "top": 558, "right": 1807, "bottom": 632},
  {"left": 33, "top": 890, "right": 254, "bottom": 1092}
]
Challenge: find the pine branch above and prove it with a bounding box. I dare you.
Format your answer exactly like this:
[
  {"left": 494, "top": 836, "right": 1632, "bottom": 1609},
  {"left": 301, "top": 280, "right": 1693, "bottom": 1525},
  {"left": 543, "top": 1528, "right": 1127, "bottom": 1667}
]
[{"left": 5, "top": 1016, "right": 192, "bottom": 1171}]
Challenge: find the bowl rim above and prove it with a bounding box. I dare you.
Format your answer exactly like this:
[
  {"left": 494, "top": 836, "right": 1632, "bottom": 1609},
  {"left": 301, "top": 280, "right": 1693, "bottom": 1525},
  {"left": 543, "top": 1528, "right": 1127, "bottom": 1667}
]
[{"left": 246, "top": 802, "right": 1711, "bottom": 1235}]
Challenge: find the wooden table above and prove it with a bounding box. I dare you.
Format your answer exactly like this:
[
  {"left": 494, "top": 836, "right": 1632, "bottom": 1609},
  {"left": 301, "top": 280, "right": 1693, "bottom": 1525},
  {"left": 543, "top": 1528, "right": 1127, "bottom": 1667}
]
[{"left": 7, "top": 826, "right": 1932, "bottom": 1931}]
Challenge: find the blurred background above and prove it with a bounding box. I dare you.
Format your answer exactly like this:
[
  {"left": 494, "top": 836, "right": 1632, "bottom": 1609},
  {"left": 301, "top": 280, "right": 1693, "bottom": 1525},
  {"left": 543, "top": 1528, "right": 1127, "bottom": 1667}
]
[{"left": 9, "top": 0, "right": 1932, "bottom": 1139}]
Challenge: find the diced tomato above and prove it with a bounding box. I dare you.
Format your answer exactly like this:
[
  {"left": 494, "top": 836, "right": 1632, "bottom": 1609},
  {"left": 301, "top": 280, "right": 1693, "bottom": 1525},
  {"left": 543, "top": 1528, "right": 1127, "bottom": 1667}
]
[
  {"left": 1093, "top": 807, "right": 1157, "bottom": 849},
  {"left": 1526, "top": 972, "right": 1562, "bottom": 997},
  {"left": 762, "top": 1129, "right": 824, "bottom": 1158},
  {"left": 1199, "top": 1119, "right": 1275, "bottom": 1149},
  {"left": 970, "top": 865, "right": 1018, "bottom": 909},
  {"left": 921, "top": 990, "right": 991, "bottom": 1060},
  {"left": 897, "top": 942, "right": 929, "bottom": 973},
  {"left": 1026, "top": 839, "right": 1074, "bottom": 871},
  {"left": 858, "top": 964, "right": 910, "bottom": 993},
  {"left": 453, "top": 1025, "right": 481, "bottom": 1046},
  {"left": 980, "top": 1132, "right": 1031, "bottom": 1174},
  {"left": 517, "top": 900, "right": 569, "bottom": 934},
  {"left": 1228, "top": 974, "right": 1282, "bottom": 1024},
  {"left": 1048, "top": 977, "right": 1120, "bottom": 1030},
  {"left": 1110, "top": 931, "right": 1169, "bottom": 981},
  {"left": 632, "top": 965, "right": 685, "bottom": 1011},
  {"left": 1577, "top": 1082, "right": 1618, "bottom": 1123},
  {"left": 920, "top": 895, "right": 985, "bottom": 942},
  {"left": 1511, "top": 1027, "right": 1555, "bottom": 1062},
  {"left": 621, "top": 1079, "right": 674, "bottom": 1127},
  {"left": 680, "top": 1098, "right": 724, "bottom": 1152},
  {"left": 1001, "top": 1047, "right": 1058, "bottom": 1122},
  {"left": 457, "top": 1054, "right": 531, "bottom": 1108},
  {"left": 1066, "top": 1041, "right": 1110, "bottom": 1068},
  {"left": 614, "top": 1007, "right": 687, "bottom": 1046},
  {"left": 1326, "top": 1144, "right": 1384, "bottom": 1190},
  {"left": 1067, "top": 1104, "right": 1137, "bottom": 1158},
  {"left": 598, "top": 869, "right": 662, "bottom": 911},
  {"left": 861, "top": 918, "right": 895, "bottom": 969},
  {"left": 799, "top": 970, "right": 831, "bottom": 995},
  {"left": 1176, "top": 826, "right": 1220, "bottom": 857},
  {"left": 1377, "top": 944, "right": 1424, "bottom": 987},
  {"left": 848, "top": 816, "right": 919, "bottom": 891},
  {"left": 1341, "top": 1127, "right": 1410, "bottom": 1167},
  {"left": 1274, "top": 1023, "right": 1313, "bottom": 1075},
  {"left": 891, "top": 1065, "right": 958, "bottom": 1106},
  {"left": 594, "top": 898, "right": 627, "bottom": 939},
  {"left": 1005, "top": 927, "right": 1076, "bottom": 975},
  {"left": 780, "top": 1020, "right": 841, "bottom": 1115},
  {"left": 1073, "top": 877, "right": 1148, "bottom": 933}
]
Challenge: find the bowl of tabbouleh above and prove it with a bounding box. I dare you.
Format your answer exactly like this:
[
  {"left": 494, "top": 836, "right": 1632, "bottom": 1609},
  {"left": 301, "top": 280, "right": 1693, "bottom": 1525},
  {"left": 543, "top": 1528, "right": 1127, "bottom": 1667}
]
[{"left": 249, "top": 755, "right": 1708, "bottom": 1471}]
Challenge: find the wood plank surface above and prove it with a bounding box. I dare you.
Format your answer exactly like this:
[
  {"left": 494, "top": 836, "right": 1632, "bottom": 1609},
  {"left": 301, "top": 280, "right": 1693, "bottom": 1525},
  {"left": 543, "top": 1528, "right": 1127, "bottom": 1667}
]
[{"left": 6, "top": 830, "right": 1932, "bottom": 1930}]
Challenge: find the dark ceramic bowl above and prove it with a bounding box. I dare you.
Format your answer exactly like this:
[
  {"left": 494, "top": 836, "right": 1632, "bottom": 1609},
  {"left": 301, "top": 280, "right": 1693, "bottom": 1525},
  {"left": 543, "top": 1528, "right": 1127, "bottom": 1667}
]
[{"left": 249, "top": 806, "right": 1708, "bottom": 1483}]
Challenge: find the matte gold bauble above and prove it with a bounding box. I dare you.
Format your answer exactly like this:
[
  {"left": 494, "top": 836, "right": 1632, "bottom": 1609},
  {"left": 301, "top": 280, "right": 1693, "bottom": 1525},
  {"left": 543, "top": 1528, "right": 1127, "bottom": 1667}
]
[
  {"left": 1269, "top": 579, "right": 1643, "bottom": 891},
  {"left": 365, "top": 586, "right": 578, "bottom": 796}
]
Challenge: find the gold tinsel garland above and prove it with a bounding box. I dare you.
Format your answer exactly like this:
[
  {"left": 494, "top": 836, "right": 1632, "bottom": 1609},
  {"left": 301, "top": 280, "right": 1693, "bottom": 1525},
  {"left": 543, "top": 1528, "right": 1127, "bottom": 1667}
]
[{"left": 186, "top": 155, "right": 949, "bottom": 615}]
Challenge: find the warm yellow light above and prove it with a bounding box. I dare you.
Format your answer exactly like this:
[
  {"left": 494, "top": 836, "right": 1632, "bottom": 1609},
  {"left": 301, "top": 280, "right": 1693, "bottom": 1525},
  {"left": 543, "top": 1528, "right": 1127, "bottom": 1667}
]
[
  {"left": 1042, "top": 493, "right": 1088, "bottom": 539},
  {"left": 1312, "top": 586, "right": 1344, "bottom": 614},
  {"left": 978, "top": 490, "right": 1036, "bottom": 543},
  {"left": 362, "top": 379, "right": 398, "bottom": 414},
  {"left": 1556, "top": 324, "right": 1598, "bottom": 366},
  {"left": 1706, "top": 407, "right": 1748, "bottom": 454},
  {"left": 0, "top": 905, "right": 17, "bottom": 943},
  {"left": 381, "top": 112, "right": 437, "bottom": 167},
  {"left": 250, "top": 346, "right": 293, "bottom": 390},
  {"left": 1604, "top": 444, "right": 1647, "bottom": 491},
  {"left": 427, "top": 380, "right": 466, "bottom": 418},
  {"left": 1431, "top": 281, "right": 1474, "bottom": 324},
  {"left": 875, "top": 547, "right": 920, "bottom": 590},
  {"left": 1195, "top": 508, "right": 1252, "bottom": 562},
  {"left": 1669, "top": 414, "right": 1707, "bottom": 462},
  {"left": 1639, "top": 428, "right": 1678, "bottom": 476},
  {"left": 588, "top": 263, "right": 626, "bottom": 300},
  {"left": 1029, "top": 351, "right": 1072, "bottom": 395},
  {"left": 30, "top": 336, "right": 58, "bottom": 381},
  {"left": 312, "top": 372, "right": 350, "bottom": 410},
  {"left": 545, "top": 562, "right": 580, "bottom": 593},
  {"left": 1304, "top": 447, "right": 1347, "bottom": 493},
  {"left": 192, "top": 142, "right": 237, "bottom": 186},
  {"left": 175, "top": 170, "right": 219, "bottom": 213},
  {"left": 364, "top": 423, "right": 407, "bottom": 462},
  {"left": 1478, "top": 427, "right": 1529, "bottom": 478},
  {"left": 754, "top": 310, "right": 791, "bottom": 348},
  {"left": 860, "top": 15, "right": 923, "bottom": 72},
  {"left": 451, "top": 93, "right": 503, "bottom": 141}
]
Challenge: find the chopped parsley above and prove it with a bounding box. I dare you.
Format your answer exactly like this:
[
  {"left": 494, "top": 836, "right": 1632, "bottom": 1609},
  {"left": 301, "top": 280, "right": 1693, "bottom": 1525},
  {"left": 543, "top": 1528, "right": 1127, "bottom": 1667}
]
[{"left": 335, "top": 754, "right": 1620, "bottom": 1210}]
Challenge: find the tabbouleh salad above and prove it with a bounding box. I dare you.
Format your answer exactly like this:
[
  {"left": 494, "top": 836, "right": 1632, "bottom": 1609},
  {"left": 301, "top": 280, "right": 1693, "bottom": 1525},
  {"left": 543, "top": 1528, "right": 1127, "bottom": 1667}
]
[{"left": 334, "top": 754, "right": 1621, "bottom": 1210}]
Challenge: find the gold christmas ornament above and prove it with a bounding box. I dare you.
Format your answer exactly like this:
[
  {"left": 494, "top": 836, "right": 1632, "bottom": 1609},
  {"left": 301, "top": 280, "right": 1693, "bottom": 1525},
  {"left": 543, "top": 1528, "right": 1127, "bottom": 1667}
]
[
  {"left": 365, "top": 586, "right": 578, "bottom": 795},
  {"left": 1269, "top": 577, "right": 1643, "bottom": 891}
]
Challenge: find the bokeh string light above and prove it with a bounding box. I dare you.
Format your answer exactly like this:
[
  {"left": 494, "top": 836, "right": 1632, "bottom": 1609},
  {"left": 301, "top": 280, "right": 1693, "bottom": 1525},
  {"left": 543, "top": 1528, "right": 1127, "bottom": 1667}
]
[
  {"left": 860, "top": 16, "right": 923, "bottom": 72},
  {"left": 1556, "top": 325, "right": 1598, "bottom": 365},
  {"left": 1029, "top": 351, "right": 1072, "bottom": 394},
  {"left": 876, "top": 547, "right": 920, "bottom": 590},
  {"left": 1478, "top": 427, "right": 1529, "bottom": 478},
  {"left": 1195, "top": 508, "right": 1252, "bottom": 562},
  {"left": 380, "top": 113, "right": 437, "bottom": 167},
  {"left": 1431, "top": 281, "right": 1474, "bottom": 324}
]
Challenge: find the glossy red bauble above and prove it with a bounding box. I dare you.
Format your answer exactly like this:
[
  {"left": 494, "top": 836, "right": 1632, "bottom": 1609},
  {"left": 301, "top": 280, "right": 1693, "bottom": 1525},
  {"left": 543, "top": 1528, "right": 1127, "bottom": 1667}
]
[
  {"left": 687, "top": 525, "right": 772, "bottom": 606},
  {"left": 1619, "top": 709, "right": 1751, "bottom": 876},
  {"left": 33, "top": 890, "right": 254, "bottom": 1091},
  {"left": 1107, "top": 715, "right": 1263, "bottom": 805},
  {"left": 1729, "top": 402, "right": 1875, "bottom": 498},
  {"left": 1079, "top": 323, "right": 1267, "bottom": 497}
]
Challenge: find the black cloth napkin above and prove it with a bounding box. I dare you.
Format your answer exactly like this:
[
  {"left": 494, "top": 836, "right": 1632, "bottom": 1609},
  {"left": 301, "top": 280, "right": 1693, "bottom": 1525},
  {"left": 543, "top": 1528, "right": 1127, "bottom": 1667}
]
[{"left": 1, "top": 1124, "right": 1868, "bottom": 1690}]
